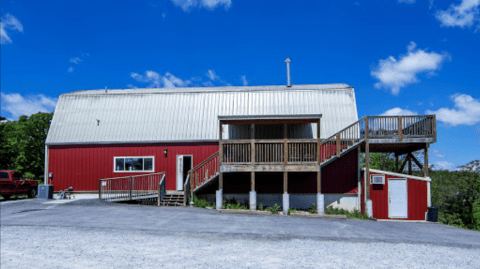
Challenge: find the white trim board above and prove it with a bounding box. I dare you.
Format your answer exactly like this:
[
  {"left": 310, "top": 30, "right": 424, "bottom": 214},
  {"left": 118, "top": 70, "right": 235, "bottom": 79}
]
[{"left": 364, "top": 168, "right": 431, "bottom": 182}]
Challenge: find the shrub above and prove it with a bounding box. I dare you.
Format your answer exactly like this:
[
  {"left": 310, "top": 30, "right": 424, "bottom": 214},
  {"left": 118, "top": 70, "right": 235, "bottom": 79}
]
[
  {"left": 325, "top": 206, "right": 372, "bottom": 220},
  {"left": 193, "top": 195, "right": 211, "bottom": 208},
  {"left": 308, "top": 203, "right": 317, "bottom": 214},
  {"left": 266, "top": 203, "right": 281, "bottom": 214},
  {"left": 258, "top": 203, "right": 264, "bottom": 211}
]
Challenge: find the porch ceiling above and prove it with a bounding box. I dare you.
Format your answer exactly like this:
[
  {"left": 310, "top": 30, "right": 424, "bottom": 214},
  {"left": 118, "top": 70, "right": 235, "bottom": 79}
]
[{"left": 218, "top": 114, "right": 322, "bottom": 124}]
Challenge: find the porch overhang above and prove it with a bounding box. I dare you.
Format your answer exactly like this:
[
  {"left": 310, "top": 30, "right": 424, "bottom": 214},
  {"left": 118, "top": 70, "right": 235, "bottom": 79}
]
[{"left": 218, "top": 114, "right": 322, "bottom": 124}]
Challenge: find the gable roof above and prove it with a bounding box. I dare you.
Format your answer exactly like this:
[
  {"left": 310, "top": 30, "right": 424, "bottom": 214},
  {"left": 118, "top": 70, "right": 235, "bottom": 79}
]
[{"left": 45, "top": 84, "right": 358, "bottom": 145}]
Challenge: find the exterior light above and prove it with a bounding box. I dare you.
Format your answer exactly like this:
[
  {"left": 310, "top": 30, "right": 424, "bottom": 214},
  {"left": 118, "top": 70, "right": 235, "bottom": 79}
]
[{"left": 164, "top": 149, "right": 168, "bottom": 157}]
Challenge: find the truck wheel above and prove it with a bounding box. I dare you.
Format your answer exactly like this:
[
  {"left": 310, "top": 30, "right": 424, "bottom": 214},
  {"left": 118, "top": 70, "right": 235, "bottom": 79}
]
[
  {"left": 28, "top": 188, "right": 37, "bottom": 198},
  {"left": 2, "top": 194, "right": 11, "bottom": 200}
]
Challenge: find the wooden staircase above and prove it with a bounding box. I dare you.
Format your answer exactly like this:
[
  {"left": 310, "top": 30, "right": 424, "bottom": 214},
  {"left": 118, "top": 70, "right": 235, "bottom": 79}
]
[{"left": 159, "top": 191, "right": 185, "bottom": 207}]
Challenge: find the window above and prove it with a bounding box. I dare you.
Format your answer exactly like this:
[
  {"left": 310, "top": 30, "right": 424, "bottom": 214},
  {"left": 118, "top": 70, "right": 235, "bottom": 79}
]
[
  {"left": 114, "top": 157, "right": 154, "bottom": 172},
  {"left": 0, "top": 172, "right": 9, "bottom": 180},
  {"left": 13, "top": 172, "right": 22, "bottom": 180},
  {"left": 370, "top": 175, "right": 385, "bottom": 185}
]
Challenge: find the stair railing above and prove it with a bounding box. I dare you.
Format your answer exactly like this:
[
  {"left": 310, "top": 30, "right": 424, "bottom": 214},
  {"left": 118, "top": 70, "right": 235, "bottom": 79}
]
[
  {"left": 189, "top": 151, "right": 219, "bottom": 193},
  {"left": 183, "top": 173, "right": 190, "bottom": 206},
  {"left": 319, "top": 117, "right": 366, "bottom": 164},
  {"left": 157, "top": 173, "right": 166, "bottom": 206}
]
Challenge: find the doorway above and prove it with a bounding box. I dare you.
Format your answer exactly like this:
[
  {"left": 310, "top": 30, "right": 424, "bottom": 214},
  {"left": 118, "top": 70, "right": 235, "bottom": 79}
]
[
  {"left": 176, "top": 155, "right": 193, "bottom": 191},
  {"left": 388, "top": 178, "right": 408, "bottom": 219}
]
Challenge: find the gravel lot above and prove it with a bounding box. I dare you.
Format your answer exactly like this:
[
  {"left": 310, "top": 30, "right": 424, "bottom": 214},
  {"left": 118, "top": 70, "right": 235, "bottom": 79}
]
[{"left": 2, "top": 197, "right": 480, "bottom": 268}]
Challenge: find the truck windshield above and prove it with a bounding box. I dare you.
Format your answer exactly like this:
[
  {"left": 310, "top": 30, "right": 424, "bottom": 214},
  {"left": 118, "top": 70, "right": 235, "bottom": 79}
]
[{"left": 0, "top": 172, "right": 9, "bottom": 179}]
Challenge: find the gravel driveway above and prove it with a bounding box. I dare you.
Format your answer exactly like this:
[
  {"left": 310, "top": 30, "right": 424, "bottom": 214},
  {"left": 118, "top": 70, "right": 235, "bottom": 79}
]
[{"left": 2, "top": 198, "right": 480, "bottom": 268}]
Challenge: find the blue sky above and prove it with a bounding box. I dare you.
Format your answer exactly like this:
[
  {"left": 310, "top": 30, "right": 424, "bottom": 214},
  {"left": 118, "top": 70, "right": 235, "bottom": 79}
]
[{"left": 1, "top": 0, "right": 479, "bottom": 170}]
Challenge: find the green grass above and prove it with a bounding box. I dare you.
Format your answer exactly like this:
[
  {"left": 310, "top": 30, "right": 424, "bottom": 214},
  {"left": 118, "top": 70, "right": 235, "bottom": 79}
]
[
  {"left": 325, "top": 206, "right": 372, "bottom": 220},
  {"left": 193, "top": 195, "right": 212, "bottom": 208},
  {"left": 223, "top": 197, "right": 248, "bottom": 210},
  {"left": 266, "top": 203, "right": 281, "bottom": 214}
]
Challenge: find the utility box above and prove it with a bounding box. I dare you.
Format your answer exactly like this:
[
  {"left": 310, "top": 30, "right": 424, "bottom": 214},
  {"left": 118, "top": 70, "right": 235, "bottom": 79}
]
[
  {"left": 38, "top": 185, "right": 54, "bottom": 199},
  {"left": 427, "top": 207, "right": 438, "bottom": 222}
]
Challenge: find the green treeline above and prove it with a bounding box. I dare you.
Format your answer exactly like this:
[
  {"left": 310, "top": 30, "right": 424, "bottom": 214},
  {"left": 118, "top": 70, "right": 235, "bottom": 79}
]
[
  {"left": 366, "top": 153, "right": 480, "bottom": 231},
  {"left": 0, "top": 112, "right": 53, "bottom": 183}
]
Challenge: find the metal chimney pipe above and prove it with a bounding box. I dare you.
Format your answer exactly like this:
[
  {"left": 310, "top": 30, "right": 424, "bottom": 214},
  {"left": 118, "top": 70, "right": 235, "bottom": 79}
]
[{"left": 285, "top": 58, "right": 292, "bottom": 87}]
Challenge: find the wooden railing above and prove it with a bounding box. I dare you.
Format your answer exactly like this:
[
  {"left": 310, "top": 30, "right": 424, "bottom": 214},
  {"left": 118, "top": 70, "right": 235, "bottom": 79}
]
[
  {"left": 220, "top": 115, "right": 436, "bottom": 165},
  {"left": 366, "top": 116, "right": 436, "bottom": 139},
  {"left": 99, "top": 172, "right": 165, "bottom": 202},
  {"left": 190, "top": 151, "right": 219, "bottom": 191}
]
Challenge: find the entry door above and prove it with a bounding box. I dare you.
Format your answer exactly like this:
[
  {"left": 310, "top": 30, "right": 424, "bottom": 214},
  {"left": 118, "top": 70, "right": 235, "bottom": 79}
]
[
  {"left": 388, "top": 178, "right": 408, "bottom": 218},
  {"left": 177, "top": 156, "right": 184, "bottom": 191}
]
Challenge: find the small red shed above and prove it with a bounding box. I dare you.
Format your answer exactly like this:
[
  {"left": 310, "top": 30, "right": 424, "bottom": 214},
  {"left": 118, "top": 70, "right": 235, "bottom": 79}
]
[{"left": 361, "top": 168, "right": 431, "bottom": 221}]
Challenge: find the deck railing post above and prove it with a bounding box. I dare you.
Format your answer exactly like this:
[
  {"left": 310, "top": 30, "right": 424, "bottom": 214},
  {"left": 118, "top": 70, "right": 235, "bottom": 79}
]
[
  {"left": 129, "top": 176, "right": 132, "bottom": 200},
  {"left": 398, "top": 116, "right": 403, "bottom": 140}
]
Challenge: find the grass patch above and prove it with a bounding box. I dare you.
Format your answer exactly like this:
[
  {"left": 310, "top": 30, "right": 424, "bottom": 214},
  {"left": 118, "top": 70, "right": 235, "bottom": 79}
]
[
  {"left": 266, "top": 203, "right": 281, "bottom": 214},
  {"left": 223, "top": 197, "right": 248, "bottom": 210},
  {"left": 325, "top": 206, "right": 372, "bottom": 220},
  {"left": 193, "top": 195, "right": 212, "bottom": 208}
]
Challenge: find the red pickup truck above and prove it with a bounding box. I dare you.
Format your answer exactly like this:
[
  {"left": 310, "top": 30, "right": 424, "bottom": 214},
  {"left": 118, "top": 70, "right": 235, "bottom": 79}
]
[{"left": 0, "top": 170, "right": 38, "bottom": 200}]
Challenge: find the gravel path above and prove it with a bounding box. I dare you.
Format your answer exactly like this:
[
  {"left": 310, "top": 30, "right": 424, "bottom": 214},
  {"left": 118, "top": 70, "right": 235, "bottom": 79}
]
[
  {"left": 2, "top": 198, "right": 480, "bottom": 268},
  {"left": 2, "top": 225, "right": 479, "bottom": 269}
]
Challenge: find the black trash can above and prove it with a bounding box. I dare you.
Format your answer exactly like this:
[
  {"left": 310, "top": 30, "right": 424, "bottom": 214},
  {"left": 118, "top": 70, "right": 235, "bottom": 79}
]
[{"left": 427, "top": 207, "right": 438, "bottom": 222}]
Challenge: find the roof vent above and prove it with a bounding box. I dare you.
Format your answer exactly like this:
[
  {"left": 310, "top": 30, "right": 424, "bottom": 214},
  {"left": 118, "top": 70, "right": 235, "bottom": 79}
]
[{"left": 285, "top": 58, "right": 292, "bottom": 87}]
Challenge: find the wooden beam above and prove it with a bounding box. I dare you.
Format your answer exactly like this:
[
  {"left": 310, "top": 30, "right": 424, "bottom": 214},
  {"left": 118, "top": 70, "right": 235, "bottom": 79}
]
[
  {"left": 219, "top": 172, "right": 223, "bottom": 190},
  {"left": 317, "top": 119, "right": 321, "bottom": 164},
  {"left": 251, "top": 171, "right": 255, "bottom": 191},
  {"left": 409, "top": 152, "right": 424, "bottom": 172},
  {"left": 283, "top": 172, "right": 288, "bottom": 193},
  {"left": 336, "top": 134, "right": 341, "bottom": 157},
  {"left": 317, "top": 169, "right": 321, "bottom": 193},
  {"left": 398, "top": 156, "right": 408, "bottom": 173},
  {"left": 398, "top": 117, "right": 403, "bottom": 140},
  {"left": 365, "top": 139, "right": 370, "bottom": 201},
  {"left": 408, "top": 154, "right": 412, "bottom": 175},
  {"left": 220, "top": 164, "right": 320, "bottom": 172},
  {"left": 424, "top": 145, "right": 429, "bottom": 177},
  {"left": 251, "top": 124, "right": 255, "bottom": 164},
  {"left": 219, "top": 120, "right": 223, "bottom": 165},
  {"left": 284, "top": 123, "right": 288, "bottom": 165}
]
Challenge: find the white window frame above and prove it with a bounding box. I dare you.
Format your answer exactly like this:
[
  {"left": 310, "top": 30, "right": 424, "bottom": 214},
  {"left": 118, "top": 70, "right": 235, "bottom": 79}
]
[
  {"left": 370, "top": 174, "right": 385, "bottom": 185},
  {"left": 113, "top": 156, "right": 155, "bottom": 173}
]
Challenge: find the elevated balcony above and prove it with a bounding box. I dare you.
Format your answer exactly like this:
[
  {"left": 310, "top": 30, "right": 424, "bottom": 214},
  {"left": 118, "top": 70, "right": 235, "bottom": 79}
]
[{"left": 218, "top": 115, "right": 436, "bottom": 173}]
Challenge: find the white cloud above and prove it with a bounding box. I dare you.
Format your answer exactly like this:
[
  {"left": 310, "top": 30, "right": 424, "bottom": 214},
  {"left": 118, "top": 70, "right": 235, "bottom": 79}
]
[
  {"left": 70, "top": 57, "right": 82, "bottom": 64},
  {"left": 371, "top": 42, "right": 449, "bottom": 95},
  {"left": 398, "top": 0, "right": 415, "bottom": 4},
  {"left": 431, "top": 149, "right": 445, "bottom": 159},
  {"left": 1, "top": 13, "right": 23, "bottom": 44},
  {"left": 434, "top": 161, "right": 457, "bottom": 170},
  {"left": 1, "top": 93, "right": 57, "bottom": 119},
  {"left": 68, "top": 67, "right": 74, "bottom": 73},
  {"left": 206, "top": 69, "right": 219, "bottom": 81},
  {"left": 435, "top": 0, "right": 480, "bottom": 28},
  {"left": 171, "top": 0, "right": 231, "bottom": 12},
  {"left": 241, "top": 75, "right": 248, "bottom": 86},
  {"left": 426, "top": 94, "right": 480, "bottom": 126},
  {"left": 380, "top": 107, "right": 417, "bottom": 116},
  {"left": 130, "top": 70, "right": 192, "bottom": 88}
]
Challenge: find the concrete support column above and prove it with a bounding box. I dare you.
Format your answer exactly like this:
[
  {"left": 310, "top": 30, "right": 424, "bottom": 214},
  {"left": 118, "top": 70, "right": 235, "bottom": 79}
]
[
  {"left": 317, "top": 193, "right": 325, "bottom": 215},
  {"left": 216, "top": 189, "right": 223, "bottom": 210},
  {"left": 283, "top": 193, "right": 289, "bottom": 215},
  {"left": 366, "top": 199, "right": 373, "bottom": 218},
  {"left": 249, "top": 191, "right": 257, "bottom": 210}
]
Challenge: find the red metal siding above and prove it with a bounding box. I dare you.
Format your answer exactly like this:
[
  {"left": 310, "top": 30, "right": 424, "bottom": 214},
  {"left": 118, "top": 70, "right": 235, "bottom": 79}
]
[
  {"left": 49, "top": 143, "right": 219, "bottom": 192},
  {"left": 362, "top": 171, "right": 428, "bottom": 220},
  {"left": 321, "top": 149, "right": 358, "bottom": 194}
]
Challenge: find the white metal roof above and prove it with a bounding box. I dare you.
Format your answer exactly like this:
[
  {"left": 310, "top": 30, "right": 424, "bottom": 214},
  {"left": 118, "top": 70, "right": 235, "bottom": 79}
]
[{"left": 45, "top": 84, "right": 358, "bottom": 145}]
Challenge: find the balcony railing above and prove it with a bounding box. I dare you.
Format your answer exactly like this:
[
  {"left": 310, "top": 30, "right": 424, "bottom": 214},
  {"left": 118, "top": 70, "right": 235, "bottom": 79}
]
[{"left": 221, "top": 115, "right": 436, "bottom": 165}]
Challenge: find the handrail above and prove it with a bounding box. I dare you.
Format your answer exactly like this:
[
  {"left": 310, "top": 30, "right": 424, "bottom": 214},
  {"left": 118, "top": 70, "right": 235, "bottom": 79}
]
[
  {"left": 157, "top": 173, "right": 166, "bottom": 206},
  {"left": 183, "top": 173, "right": 190, "bottom": 206},
  {"left": 190, "top": 151, "right": 220, "bottom": 192},
  {"left": 99, "top": 172, "right": 165, "bottom": 202}
]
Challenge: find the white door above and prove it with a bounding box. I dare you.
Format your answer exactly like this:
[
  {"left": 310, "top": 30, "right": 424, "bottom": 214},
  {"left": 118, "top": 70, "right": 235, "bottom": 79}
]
[
  {"left": 176, "top": 156, "right": 184, "bottom": 191},
  {"left": 388, "top": 178, "right": 408, "bottom": 218}
]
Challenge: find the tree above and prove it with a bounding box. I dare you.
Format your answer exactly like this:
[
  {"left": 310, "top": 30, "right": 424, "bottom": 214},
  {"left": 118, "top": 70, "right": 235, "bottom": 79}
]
[{"left": 0, "top": 112, "right": 53, "bottom": 182}]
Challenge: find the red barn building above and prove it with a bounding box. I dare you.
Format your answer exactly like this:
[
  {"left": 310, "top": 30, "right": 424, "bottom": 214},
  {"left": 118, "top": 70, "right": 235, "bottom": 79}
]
[{"left": 44, "top": 84, "right": 436, "bottom": 219}]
